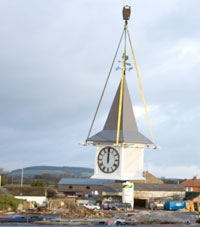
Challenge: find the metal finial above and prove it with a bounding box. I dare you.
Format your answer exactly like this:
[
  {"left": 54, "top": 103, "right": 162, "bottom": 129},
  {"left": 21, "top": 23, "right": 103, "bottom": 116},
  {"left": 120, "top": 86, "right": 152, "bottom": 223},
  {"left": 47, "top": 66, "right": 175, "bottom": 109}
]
[{"left": 123, "top": 5, "right": 131, "bottom": 21}]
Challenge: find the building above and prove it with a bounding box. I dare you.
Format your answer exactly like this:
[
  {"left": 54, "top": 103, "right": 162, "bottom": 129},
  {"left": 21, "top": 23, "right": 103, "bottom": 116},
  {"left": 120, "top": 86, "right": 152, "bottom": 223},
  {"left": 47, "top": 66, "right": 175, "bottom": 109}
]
[
  {"left": 131, "top": 171, "right": 164, "bottom": 184},
  {"left": 5, "top": 186, "right": 48, "bottom": 205},
  {"left": 58, "top": 178, "right": 114, "bottom": 200},
  {"left": 57, "top": 171, "right": 161, "bottom": 199},
  {"left": 181, "top": 177, "right": 200, "bottom": 192},
  {"left": 58, "top": 178, "right": 184, "bottom": 208},
  {"left": 103, "top": 182, "right": 185, "bottom": 208}
]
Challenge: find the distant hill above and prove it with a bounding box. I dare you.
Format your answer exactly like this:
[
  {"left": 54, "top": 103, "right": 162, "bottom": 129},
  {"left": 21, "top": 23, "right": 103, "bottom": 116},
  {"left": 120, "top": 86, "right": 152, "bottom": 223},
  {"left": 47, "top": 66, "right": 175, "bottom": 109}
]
[{"left": 9, "top": 166, "right": 94, "bottom": 178}]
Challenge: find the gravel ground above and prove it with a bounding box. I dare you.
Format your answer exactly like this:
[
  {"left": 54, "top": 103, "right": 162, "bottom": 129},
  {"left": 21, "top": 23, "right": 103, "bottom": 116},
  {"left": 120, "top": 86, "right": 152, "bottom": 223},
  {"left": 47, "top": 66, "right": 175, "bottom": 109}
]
[
  {"left": 112, "top": 209, "right": 198, "bottom": 225},
  {"left": 2, "top": 207, "right": 199, "bottom": 225}
]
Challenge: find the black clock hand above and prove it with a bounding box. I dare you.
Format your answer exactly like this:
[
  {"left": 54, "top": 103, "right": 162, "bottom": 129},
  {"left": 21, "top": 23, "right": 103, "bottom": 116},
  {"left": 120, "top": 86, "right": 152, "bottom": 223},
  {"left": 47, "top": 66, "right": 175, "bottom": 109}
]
[{"left": 107, "top": 148, "right": 110, "bottom": 164}]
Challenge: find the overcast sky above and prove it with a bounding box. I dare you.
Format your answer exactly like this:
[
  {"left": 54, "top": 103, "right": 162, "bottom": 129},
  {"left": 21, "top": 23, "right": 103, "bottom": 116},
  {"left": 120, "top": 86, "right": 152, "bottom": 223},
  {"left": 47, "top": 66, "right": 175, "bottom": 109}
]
[{"left": 0, "top": 0, "right": 200, "bottom": 179}]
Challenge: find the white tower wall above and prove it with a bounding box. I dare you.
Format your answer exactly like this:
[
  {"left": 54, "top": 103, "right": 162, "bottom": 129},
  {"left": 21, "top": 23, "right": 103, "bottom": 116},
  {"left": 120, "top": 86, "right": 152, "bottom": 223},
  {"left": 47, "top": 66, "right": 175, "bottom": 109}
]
[
  {"left": 92, "top": 144, "right": 145, "bottom": 180},
  {"left": 121, "top": 146, "right": 144, "bottom": 180}
]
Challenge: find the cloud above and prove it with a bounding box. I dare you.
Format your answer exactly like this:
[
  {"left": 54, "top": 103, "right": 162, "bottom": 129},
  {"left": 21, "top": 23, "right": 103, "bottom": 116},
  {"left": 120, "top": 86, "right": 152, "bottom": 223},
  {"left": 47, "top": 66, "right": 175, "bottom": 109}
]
[
  {"left": 0, "top": 0, "right": 199, "bottom": 179},
  {"left": 134, "top": 105, "right": 159, "bottom": 118},
  {"left": 145, "top": 163, "right": 200, "bottom": 179}
]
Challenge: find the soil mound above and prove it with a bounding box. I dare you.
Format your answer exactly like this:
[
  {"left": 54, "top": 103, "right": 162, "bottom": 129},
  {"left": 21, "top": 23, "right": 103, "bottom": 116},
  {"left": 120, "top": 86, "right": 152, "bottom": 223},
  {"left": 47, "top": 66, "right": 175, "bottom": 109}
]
[{"left": 61, "top": 206, "right": 112, "bottom": 219}]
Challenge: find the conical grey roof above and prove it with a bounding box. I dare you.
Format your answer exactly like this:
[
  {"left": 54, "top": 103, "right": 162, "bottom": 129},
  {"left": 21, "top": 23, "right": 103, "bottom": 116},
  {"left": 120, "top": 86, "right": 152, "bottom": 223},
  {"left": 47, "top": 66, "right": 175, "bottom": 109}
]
[{"left": 88, "top": 77, "right": 152, "bottom": 144}]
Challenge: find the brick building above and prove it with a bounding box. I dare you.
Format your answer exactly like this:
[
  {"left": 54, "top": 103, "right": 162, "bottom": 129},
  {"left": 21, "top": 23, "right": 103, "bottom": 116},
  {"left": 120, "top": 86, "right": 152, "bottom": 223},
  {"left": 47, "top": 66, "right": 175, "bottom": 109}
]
[
  {"left": 181, "top": 177, "right": 200, "bottom": 192},
  {"left": 131, "top": 171, "right": 164, "bottom": 184},
  {"left": 58, "top": 178, "right": 113, "bottom": 200}
]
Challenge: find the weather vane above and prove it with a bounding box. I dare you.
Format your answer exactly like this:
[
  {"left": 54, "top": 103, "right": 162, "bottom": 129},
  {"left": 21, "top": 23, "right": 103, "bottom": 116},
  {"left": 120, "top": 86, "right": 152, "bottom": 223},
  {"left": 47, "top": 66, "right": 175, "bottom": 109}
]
[{"left": 115, "top": 55, "right": 133, "bottom": 72}]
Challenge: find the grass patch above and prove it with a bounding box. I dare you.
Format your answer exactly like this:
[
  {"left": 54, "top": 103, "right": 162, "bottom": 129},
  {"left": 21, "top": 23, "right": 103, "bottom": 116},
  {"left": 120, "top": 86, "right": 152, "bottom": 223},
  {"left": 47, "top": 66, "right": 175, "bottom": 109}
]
[{"left": 0, "top": 194, "right": 22, "bottom": 211}]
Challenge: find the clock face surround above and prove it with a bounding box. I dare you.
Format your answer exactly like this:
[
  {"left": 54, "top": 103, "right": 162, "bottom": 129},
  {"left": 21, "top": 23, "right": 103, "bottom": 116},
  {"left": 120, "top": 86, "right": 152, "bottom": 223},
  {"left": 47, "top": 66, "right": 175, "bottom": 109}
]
[{"left": 97, "top": 146, "right": 120, "bottom": 174}]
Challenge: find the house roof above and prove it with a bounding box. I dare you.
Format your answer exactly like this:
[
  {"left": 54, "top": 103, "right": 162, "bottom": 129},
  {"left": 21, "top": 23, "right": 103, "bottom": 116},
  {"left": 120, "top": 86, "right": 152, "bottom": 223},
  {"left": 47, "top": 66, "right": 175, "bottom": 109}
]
[
  {"left": 134, "top": 183, "right": 184, "bottom": 192},
  {"left": 103, "top": 183, "right": 184, "bottom": 192},
  {"left": 5, "top": 187, "right": 46, "bottom": 196},
  {"left": 58, "top": 178, "right": 114, "bottom": 186},
  {"left": 181, "top": 177, "right": 200, "bottom": 187},
  {"left": 88, "top": 77, "right": 152, "bottom": 144}
]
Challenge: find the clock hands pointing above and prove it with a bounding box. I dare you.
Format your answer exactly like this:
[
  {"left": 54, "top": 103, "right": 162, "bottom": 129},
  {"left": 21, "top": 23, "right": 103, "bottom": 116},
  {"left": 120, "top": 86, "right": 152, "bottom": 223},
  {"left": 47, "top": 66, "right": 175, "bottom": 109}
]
[
  {"left": 97, "top": 147, "right": 119, "bottom": 173},
  {"left": 107, "top": 148, "right": 110, "bottom": 164}
]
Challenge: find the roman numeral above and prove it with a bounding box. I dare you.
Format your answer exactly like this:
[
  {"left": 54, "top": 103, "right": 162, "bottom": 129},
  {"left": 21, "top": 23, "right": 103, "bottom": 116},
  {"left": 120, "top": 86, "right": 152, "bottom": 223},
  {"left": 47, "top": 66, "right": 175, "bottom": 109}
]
[{"left": 98, "top": 155, "right": 103, "bottom": 159}]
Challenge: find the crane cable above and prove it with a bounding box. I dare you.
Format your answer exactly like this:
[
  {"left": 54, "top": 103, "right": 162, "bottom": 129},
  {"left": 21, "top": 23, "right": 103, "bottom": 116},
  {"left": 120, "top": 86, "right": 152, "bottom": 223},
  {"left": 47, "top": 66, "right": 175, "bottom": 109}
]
[
  {"left": 85, "top": 28, "right": 125, "bottom": 143},
  {"left": 116, "top": 23, "right": 127, "bottom": 145},
  {"left": 127, "top": 29, "right": 155, "bottom": 145}
]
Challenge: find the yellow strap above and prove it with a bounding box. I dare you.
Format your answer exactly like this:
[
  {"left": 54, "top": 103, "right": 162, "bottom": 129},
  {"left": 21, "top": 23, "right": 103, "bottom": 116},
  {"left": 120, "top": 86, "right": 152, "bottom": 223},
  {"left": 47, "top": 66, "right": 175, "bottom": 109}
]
[
  {"left": 116, "top": 25, "right": 127, "bottom": 145},
  {"left": 127, "top": 30, "right": 155, "bottom": 145},
  {"left": 116, "top": 68, "right": 125, "bottom": 144}
]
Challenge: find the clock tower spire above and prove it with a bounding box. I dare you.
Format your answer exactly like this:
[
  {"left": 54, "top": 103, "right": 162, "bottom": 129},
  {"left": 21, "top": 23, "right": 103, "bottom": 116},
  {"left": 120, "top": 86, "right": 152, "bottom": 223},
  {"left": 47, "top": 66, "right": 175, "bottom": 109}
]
[
  {"left": 84, "top": 4, "right": 157, "bottom": 180},
  {"left": 88, "top": 77, "right": 152, "bottom": 180},
  {"left": 88, "top": 77, "right": 152, "bottom": 145}
]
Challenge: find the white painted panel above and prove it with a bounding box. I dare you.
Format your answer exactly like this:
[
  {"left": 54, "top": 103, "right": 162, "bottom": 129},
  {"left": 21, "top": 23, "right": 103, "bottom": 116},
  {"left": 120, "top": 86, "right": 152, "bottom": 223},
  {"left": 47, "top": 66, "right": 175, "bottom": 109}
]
[{"left": 15, "top": 196, "right": 47, "bottom": 205}]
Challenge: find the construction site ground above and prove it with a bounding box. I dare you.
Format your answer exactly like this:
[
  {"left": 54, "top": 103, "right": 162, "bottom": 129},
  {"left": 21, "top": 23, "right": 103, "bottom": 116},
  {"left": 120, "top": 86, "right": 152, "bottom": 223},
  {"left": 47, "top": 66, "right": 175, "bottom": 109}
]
[{"left": 14, "top": 206, "right": 199, "bottom": 225}]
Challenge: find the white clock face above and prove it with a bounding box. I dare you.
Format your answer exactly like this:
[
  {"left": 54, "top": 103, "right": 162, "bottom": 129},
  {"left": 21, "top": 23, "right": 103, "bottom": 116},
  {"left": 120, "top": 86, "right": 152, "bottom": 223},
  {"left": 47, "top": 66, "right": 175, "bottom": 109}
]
[{"left": 97, "top": 146, "right": 120, "bottom": 173}]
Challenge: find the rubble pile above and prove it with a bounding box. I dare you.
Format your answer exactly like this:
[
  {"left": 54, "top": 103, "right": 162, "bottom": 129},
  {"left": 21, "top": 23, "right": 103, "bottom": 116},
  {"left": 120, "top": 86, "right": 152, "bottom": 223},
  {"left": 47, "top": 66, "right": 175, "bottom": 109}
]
[
  {"left": 128, "top": 210, "right": 197, "bottom": 225},
  {"left": 61, "top": 206, "right": 112, "bottom": 219}
]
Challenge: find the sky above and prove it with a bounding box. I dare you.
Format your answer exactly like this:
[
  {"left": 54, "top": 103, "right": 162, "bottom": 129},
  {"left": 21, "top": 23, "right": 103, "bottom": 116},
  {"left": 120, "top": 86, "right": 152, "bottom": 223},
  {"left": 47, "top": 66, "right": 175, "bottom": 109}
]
[{"left": 0, "top": 0, "right": 200, "bottom": 179}]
